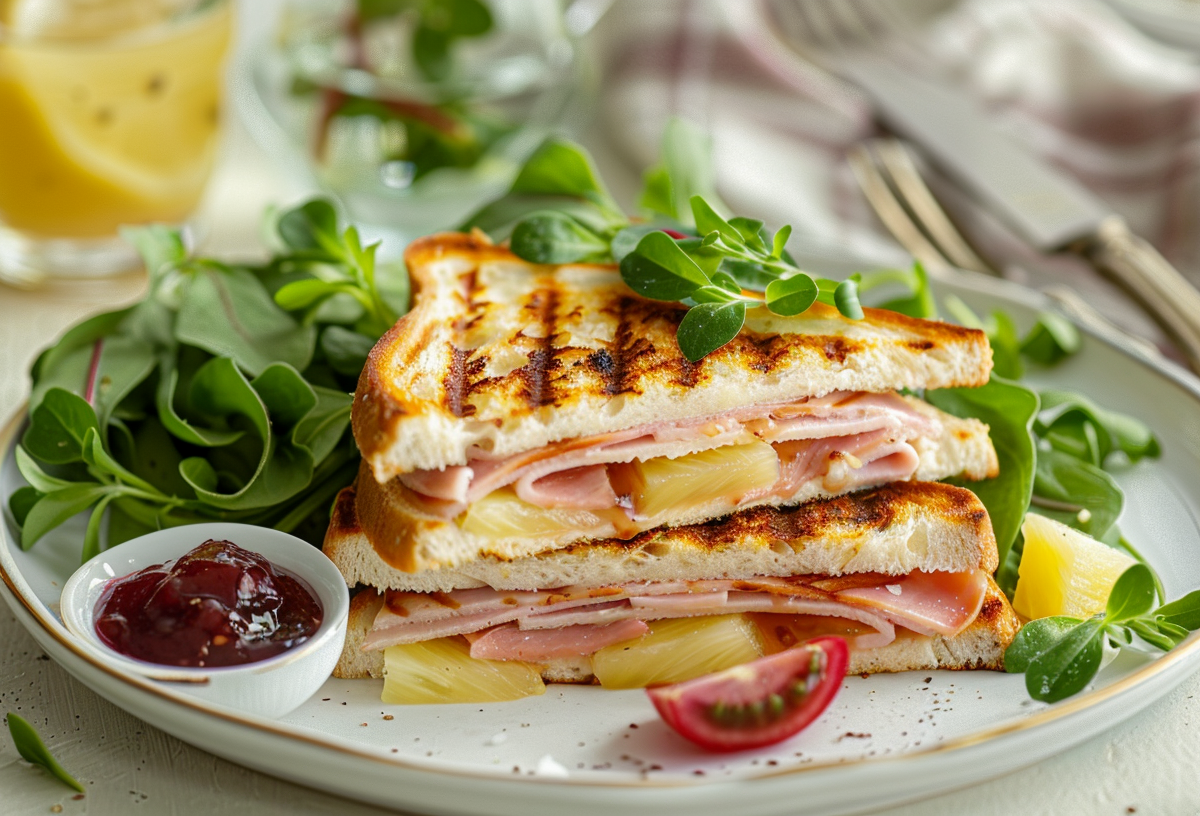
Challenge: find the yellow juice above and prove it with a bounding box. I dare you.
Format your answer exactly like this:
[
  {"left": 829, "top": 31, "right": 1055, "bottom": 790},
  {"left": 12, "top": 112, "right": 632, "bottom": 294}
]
[{"left": 0, "top": 0, "right": 232, "bottom": 238}]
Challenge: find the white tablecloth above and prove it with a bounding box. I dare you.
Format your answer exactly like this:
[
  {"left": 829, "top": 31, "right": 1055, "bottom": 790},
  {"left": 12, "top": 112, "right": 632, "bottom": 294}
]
[{"left": 3, "top": 38, "right": 1200, "bottom": 816}]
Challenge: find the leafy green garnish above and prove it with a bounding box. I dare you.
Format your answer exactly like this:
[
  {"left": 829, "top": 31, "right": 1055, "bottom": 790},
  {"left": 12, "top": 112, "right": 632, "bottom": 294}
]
[
  {"left": 858, "top": 262, "right": 936, "bottom": 320},
  {"left": 927, "top": 377, "right": 1039, "bottom": 584},
  {"left": 13, "top": 199, "right": 405, "bottom": 560},
  {"left": 6, "top": 713, "right": 84, "bottom": 793},
  {"left": 464, "top": 121, "right": 865, "bottom": 362},
  {"left": 1021, "top": 311, "right": 1082, "bottom": 366},
  {"left": 943, "top": 297, "right": 1083, "bottom": 381},
  {"left": 461, "top": 137, "right": 627, "bottom": 241},
  {"left": 356, "top": 0, "right": 493, "bottom": 83},
  {"left": 639, "top": 118, "right": 727, "bottom": 226},
  {"left": 1005, "top": 564, "right": 1200, "bottom": 702},
  {"left": 618, "top": 197, "right": 866, "bottom": 360},
  {"left": 1036, "top": 390, "right": 1160, "bottom": 466}
]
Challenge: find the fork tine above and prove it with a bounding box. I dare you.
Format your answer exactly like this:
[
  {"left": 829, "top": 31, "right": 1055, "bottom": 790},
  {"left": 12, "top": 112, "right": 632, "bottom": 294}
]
[
  {"left": 872, "top": 139, "right": 997, "bottom": 276},
  {"left": 846, "top": 144, "right": 954, "bottom": 276},
  {"left": 855, "top": 138, "right": 1164, "bottom": 358}
]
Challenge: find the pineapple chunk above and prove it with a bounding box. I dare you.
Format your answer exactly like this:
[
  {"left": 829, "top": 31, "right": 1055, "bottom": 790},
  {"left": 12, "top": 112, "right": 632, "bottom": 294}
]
[
  {"left": 459, "top": 486, "right": 586, "bottom": 539},
  {"left": 632, "top": 441, "right": 780, "bottom": 519},
  {"left": 590, "top": 615, "right": 763, "bottom": 689},
  {"left": 382, "top": 637, "right": 546, "bottom": 704},
  {"left": 1013, "top": 513, "right": 1136, "bottom": 621}
]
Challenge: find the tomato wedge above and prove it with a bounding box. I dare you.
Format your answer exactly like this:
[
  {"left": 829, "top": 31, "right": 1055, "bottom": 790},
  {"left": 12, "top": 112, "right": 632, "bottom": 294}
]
[{"left": 645, "top": 636, "right": 849, "bottom": 752}]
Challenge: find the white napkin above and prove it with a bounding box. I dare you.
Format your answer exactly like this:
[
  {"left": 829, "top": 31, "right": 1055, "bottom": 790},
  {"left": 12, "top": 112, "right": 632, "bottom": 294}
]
[{"left": 596, "top": 0, "right": 1200, "bottom": 349}]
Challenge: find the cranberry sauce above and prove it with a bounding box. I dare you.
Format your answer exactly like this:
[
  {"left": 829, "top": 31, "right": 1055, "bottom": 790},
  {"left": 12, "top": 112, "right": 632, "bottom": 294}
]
[{"left": 94, "top": 539, "right": 323, "bottom": 668}]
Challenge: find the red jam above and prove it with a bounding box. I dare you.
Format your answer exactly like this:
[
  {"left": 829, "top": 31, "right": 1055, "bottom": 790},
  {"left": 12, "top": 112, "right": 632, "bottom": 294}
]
[{"left": 94, "top": 539, "right": 323, "bottom": 668}]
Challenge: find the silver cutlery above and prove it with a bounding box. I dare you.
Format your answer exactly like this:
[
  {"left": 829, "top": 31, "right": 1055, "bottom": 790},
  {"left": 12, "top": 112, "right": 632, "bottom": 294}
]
[
  {"left": 752, "top": 0, "right": 1200, "bottom": 370},
  {"left": 849, "top": 136, "right": 1161, "bottom": 359}
]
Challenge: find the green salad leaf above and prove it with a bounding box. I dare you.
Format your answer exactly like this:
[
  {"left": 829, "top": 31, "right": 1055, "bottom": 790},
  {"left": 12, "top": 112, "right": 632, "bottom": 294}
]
[
  {"left": 1021, "top": 311, "right": 1082, "bottom": 365},
  {"left": 926, "top": 377, "right": 1039, "bottom": 584},
  {"left": 14, "top": 198, "right": 401, "bottom": 560},
  {"left": 1005, "top": 563, "right": 1195, "bottom": 703}
]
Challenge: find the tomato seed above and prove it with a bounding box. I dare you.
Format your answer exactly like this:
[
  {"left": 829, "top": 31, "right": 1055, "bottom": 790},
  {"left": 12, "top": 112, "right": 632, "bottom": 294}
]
[{"left": 749, "top": 700, "right": 765, "bottom": 722}]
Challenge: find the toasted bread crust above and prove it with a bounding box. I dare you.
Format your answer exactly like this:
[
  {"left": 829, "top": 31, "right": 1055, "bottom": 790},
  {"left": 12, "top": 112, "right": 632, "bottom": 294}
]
[
  {"left": 332, "top": 575, "right": 1019, "bottom": 680},
  {"left": 325, "top": 480, "right": 999, "bottom": 592},
  {"left": 353, "top": 233, "right": 993, "bottom": 480}
]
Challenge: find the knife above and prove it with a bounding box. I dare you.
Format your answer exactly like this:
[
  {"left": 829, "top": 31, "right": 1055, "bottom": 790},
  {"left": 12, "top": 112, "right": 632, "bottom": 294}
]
[{"left": 836, "top": 52, "right": 1200, "bottom": 371}]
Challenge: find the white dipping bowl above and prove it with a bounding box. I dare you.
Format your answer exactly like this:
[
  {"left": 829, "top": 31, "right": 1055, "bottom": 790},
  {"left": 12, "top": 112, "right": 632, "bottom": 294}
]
[{"left": 60, "top": 522, "right": 349, "bottom": 719}]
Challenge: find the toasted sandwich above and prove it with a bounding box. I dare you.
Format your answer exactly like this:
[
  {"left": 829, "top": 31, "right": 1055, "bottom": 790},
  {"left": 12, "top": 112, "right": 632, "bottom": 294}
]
[
  {"left": 327, "top": 481, "right": 1020, "bottom": 686},
  {"left": 352, "top": 233, "right": 998, "bottom": 573}
]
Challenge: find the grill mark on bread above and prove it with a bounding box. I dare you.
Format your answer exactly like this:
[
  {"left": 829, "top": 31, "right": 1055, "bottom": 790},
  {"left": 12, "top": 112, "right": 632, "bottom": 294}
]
[
  {"left": 674, "top": 348, "right": 698, "bottom": 387},
  {"left": 399, "top": 319, "right": 436, "bottom": 373},
  {"left": 745, "top": 334, "right": 776, "bottom": 373},
  {"left": 733, "top": 330, "right": 864, "bottom": 371},
  {"left": 328, "top": 487, "right": 362, "bottom": 536},
  {"left": 445, "top": 347, "right": 471, "bottom": 418},
  {"left": 442, "top": 269, "right": 487, "bottom": 418},
  {"left": 603, "top": 297, "right": 634, "bottom": 395},
  {"left": 821, "top": 337, "right": 854, "bottom": 364},
  {"left": 518, "top": 285, "right": 562, "bottom": 407}
]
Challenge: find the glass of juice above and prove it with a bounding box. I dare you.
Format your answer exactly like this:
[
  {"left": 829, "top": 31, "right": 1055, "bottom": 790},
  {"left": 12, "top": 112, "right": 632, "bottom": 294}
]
[{"left": 0, "top": 0, "right": 232, "bottom": 282}]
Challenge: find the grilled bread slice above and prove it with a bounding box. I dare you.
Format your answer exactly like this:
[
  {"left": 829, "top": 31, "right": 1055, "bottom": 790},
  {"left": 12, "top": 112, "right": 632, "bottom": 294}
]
[
  {"left": 354, "top": 232, "right": 993, "bottom": 483},
  {"left": 325, "top": 480, "right": 999, "bottom": 593}
]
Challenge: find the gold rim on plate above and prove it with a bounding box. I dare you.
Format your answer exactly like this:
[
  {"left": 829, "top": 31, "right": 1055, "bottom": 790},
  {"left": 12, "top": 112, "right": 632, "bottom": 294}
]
[{"left": 2, "top": 322, "right": 1199, "bottom": 790}]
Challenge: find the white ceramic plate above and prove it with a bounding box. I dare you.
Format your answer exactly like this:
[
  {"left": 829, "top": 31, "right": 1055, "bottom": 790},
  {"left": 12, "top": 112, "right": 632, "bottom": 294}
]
[{"left": 4, "top": 272, "right": 1200, "bottom": 816}]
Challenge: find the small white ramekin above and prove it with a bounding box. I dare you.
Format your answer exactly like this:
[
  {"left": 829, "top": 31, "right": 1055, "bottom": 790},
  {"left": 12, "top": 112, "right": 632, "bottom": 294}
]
[{"left": 60, "top": 522, "right": 348, "bottom": 719}]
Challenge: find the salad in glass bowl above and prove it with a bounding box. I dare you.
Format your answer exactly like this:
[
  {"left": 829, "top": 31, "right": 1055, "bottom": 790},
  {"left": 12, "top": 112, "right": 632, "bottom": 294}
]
[{"left": 245, "top": 0, "right": 586, "bottom": 239}]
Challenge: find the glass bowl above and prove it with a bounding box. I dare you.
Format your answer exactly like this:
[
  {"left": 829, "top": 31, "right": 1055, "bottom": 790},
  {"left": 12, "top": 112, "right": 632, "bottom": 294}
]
[{"left": 240, "top": 0, "right": 586, "bottom": 241}]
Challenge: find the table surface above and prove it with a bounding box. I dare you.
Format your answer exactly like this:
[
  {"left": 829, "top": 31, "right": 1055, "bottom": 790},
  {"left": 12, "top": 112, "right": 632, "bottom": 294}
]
[{"left": 4, "top": 48, "right": 1200, "bottom": 816}]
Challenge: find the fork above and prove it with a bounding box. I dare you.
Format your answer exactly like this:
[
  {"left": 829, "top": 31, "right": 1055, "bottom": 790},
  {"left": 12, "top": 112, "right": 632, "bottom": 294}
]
[
  {"left": 741, "top": 0, "right": 1180, "bottom": 360},
  {"left": 848, "top": 137, "right": 1161, "bottom": 358}
]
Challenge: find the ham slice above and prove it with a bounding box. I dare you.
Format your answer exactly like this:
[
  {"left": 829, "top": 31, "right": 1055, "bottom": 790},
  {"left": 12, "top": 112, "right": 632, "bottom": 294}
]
[
  {"left": 398, "top": 392, "right": 940, "bottom": 512},
  {"left": 836, "top": 569, "right": 989, "bottom": 637},
  {"left": 364, "top": 571, "right": 987, "bottom": 654},
  {"left": 514, "top": 464, "right": 617, "bottom": 509},
  {"left": 467, "top": 620, "right": 649, "bottom": 662}
]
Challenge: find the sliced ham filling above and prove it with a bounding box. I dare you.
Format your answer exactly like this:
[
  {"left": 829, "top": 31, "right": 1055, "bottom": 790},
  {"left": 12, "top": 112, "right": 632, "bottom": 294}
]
[
  {"left": 465, "top": 620, "right": 650, "bottom": 662},
  {"left": 398, "top": 391, "right": 939, "bottom": 516},
  {"left": 363, "top": 570, "right": 989, "bottom": 661}
]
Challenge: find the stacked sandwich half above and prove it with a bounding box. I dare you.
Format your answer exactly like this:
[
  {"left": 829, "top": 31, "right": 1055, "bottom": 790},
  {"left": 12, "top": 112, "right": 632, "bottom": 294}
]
[{"left": 325, "top": 233, "right": 1020, "bottom": 695}]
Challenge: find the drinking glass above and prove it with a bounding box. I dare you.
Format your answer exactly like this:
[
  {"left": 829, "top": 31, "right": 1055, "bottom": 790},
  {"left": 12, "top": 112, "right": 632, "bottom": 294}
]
[{"left": 0, "top": 0, "right": 233, "bottom": 283}]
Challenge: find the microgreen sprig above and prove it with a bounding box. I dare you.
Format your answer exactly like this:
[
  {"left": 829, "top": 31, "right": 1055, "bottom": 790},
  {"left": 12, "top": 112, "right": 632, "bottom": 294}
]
[
  {"left": 466, "top": 119, "right": 866, "bottom": 362},
  {"left": 617, "top": 195, "right": 863, "bottom": 361},
  {"left": 1005, "top": 563, "right": 1200, "bottom": 702}
]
